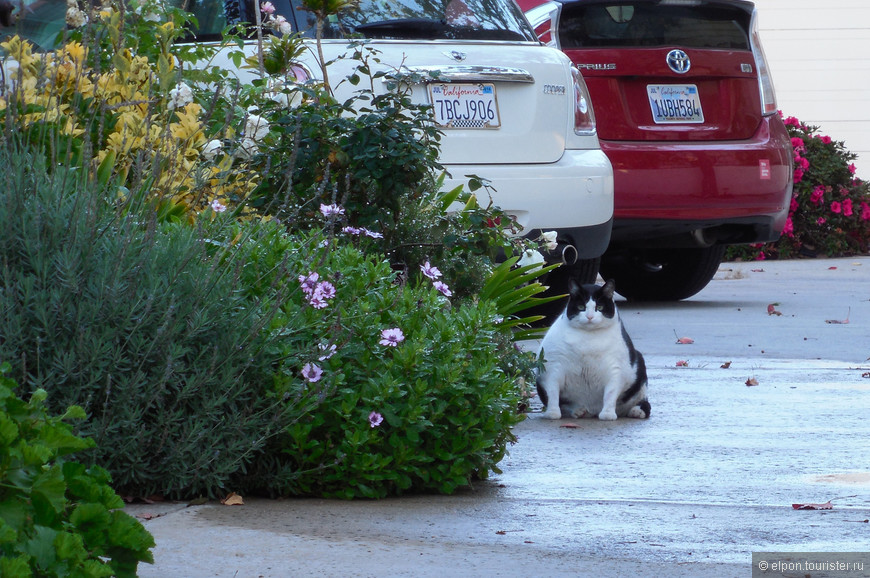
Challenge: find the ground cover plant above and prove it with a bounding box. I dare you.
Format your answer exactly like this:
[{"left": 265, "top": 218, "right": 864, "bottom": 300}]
[
  {"left": 727, "top": 112, "right": 870, "bottom": 261},
  {"left": 0, "top": 0, "right": 549, "bottom": 505},
  {"left": 0, "top": 365, "right": 155, "bottom": 577}
]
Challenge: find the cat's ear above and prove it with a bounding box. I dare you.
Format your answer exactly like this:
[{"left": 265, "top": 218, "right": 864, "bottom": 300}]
[
  {"left": 568, "top": 276, "right": 582, "bottom": 297},
  {"left": 601, "top": 278, "right": 617, "bottom": 299}
]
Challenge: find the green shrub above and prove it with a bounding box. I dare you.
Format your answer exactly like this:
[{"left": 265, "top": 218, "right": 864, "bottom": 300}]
[
  {"left": 0, "top": 142, "right": 303, "bottom": 499},
  {"left": 233, "top": 240, "right": 529, "bottom": 499},
  {"left": 0, "top": 364, "right": 155, "bottom": 577},
  {"left": 727, "top": 114, "right": 870, "bottom": 260}
]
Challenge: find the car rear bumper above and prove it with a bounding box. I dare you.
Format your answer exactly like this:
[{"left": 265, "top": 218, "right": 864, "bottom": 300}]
[
  {"left": 601, "top": 116, "right": 793, "bottom": 244},
  {"left": 442, "top": 148, "right": 614, "bottom": 258}
]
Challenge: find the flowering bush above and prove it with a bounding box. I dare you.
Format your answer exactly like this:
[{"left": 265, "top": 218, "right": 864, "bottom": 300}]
[{"left": 727, "top": 113, "right": 870, "bottom": 260}]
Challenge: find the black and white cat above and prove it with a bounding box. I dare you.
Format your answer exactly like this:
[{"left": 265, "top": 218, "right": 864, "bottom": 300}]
[{"left": 536, "top": 279, "right": 650, "bottom": 421}]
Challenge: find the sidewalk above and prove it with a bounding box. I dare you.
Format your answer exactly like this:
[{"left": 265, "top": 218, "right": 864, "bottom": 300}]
[{"left": 128, "top": 258, "right": 870, "bottom": 577}]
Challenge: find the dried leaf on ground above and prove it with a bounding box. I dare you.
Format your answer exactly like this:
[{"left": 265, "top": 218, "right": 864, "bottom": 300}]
[
  {"left": 792, "top": 501, "right": 833, "bottom": 510},
  {"left": 560, "top": 422, "right": 581, "bottom": 429},
  {"left": 676, "top": 360, "right": 689, "bottom": 367},
  {"left": 745, "top": 377, "right": 759, "bottom": 386},
  {"left": 767, "top": 303, "right": 782, "bottom": 316},
  {"left": 720, "top": 361, "right": 732, "bottom": 369},
  {"left": 221, "top": 492, "right": 244, "bottom": 506},
  {"left": 673, "top": 330, "right": 694, "bottom": 344}
]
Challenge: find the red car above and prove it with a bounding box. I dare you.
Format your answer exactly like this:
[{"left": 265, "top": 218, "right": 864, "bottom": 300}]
[{"left": 520, "top": 0, "right": 793, "bottom": 300}]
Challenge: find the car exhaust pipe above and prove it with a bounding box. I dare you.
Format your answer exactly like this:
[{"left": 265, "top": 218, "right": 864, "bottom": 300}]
[{"left": 558, "top": 243, "right": 579, "bottom": 265}]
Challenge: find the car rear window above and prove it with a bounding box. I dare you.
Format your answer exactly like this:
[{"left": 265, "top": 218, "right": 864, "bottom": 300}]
[
  {"left": 0, "top": 0, "right": 534, "bottom": 49},
  {"left": 557, "top": 2, "right": 751, "bottom": 50}
]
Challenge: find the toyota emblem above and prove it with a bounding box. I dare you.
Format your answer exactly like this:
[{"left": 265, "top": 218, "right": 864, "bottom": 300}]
[{"left": 666, "top": 49, "right": 691, "bottom": 74}]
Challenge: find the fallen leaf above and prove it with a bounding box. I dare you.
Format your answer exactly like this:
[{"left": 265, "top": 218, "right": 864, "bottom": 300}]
[
  {"left": 751, "top": 268, "right": 765, "bottom": 273},
  {"left": 136, "top": 512, "right": 158, "bottom": 520},
  {"left": 220, "top": 492, "right": 244, "bottom": 506},
  {"left": 792, "top": 500, "right": 833, "bottom": 510},
  {"left": 676, "top": 360, "right": 689, "bottom": 367},
  {"left": 745, "top": 377, "right": 759, "bottom": 386},
  {"left": 862, "top": 372, "right": 870, "bottom": 379},
  {"left": 720, "top": 361, "right": 732, "bottom": 369},
  {"left": 676, "top": 336, "right": 694, "bottom": 344},
  {"left": 559, "top": 422, "right": 581, "bottom": 429},
  {"left": 828, "top": 266, "right": 838, "bottom": 270},
  {"left": 767, "top": 303, "right": 782, "bottom": 316},
  {"left": 496, "top": 530, "right": 507, "bottom": 535},
  {"left": 825, "top": 307, "right": 851, "bottom": 324}
]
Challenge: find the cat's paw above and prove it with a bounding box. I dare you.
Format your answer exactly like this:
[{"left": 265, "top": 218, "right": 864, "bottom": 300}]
[
  {"left": 570, "top": 408, "right": 588, "bottom": 419},
  {"left": 598, "top": 410, "right": 618, "bottom": 421},
  {"left": 541, "top": 408, "right": 562, "bottom": 420}
]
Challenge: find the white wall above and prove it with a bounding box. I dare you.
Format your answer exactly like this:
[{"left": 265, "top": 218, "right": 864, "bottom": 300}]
[{"left": 754, "top": 0, "right": 870, "bottom": 179}]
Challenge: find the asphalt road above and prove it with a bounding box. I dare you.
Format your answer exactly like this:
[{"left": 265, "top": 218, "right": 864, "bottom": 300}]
[{"left": 129, "top": 257, "right": 870, "bottom": 578}]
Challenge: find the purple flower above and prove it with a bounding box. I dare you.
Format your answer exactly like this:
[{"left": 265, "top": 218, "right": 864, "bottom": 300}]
[
  {"left": 320, "top": 203, "right": 345, "bottom": 217},
  {"left": 361, "top": 228, "right": 384, "bottom": 239},
  {"left": 368, "top": 411, "right": 383, "bottom": 428},
  {"left": 342, "top": 226, "right": 361, "bottom": 235},
  {"left": 314, "top": 281, "right": 336, "bottom": 300},
  {"left": 379, "top": 328, "right": 405, "bottom": 347},
  {"left": 317, "top": 343, "right": 337, "bottom": 361},
  {"left": 299, "top": 272, "right": 319, "bottom": 296},
  {"left": 420, "top": 261, "right": 442, "bottom": 280},
  {"left": 433, "top": 281, "right": 452, "bottom": 297},
  {"left": 301, "top": 363, "right": 323, "bottom": 383}
]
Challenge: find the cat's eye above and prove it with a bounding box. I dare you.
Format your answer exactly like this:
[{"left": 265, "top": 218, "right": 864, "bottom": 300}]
[{"left": 595, "top": 305, "right": 604, "bottom": 312}]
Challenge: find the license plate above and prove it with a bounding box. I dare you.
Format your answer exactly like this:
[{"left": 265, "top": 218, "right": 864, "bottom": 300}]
[
  {"left": 429, "top": 83, "right": 501, "bottom": 129},
  {"left": 647, "top": 84, "right": 704, "bottom": 124}
]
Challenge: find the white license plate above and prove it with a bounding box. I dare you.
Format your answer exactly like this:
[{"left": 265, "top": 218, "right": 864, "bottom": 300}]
[
  {"left": 429, "top": 83, "right": 501, "bottom": 129},
  {"left": 647, "top": 84, "right": 704, "bottom": 124}
]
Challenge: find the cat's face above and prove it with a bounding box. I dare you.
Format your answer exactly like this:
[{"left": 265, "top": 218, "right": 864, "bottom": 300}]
[{"left": 564, "top": 279, "right": 617, "bottom": 328}]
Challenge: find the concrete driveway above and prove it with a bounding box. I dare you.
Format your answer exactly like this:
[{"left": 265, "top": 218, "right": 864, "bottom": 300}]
[{"left": 130, "top": 257, "right": 870, "bottom": 578}]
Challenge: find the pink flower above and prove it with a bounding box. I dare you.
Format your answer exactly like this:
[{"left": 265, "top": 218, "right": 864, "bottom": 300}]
[
  {"left": 302, "top": 363, "right": 323, "bottom": 383},
  {"left": 797, "top": 156, "right": 810, "bottom": 170},
  {"left": 793, "top": 168, "right": 804, "bottom": 183},
  {"left": 790, "top": 137, "right": 805, "bottom": 150},
  {"left": 433, "top": 281, "right": 452, "bottom": 297},
  {"left": 260, "top": 1, "right": 275, "bottom": 13},
  {"left": 810, "top": 185, "right": 826, "bottom": 205},
  {"left": 368, "top": 411, "right": 383, "bottom": 428},
  {"left": 319, "top": 203, "right": 345, "bottom": 217},
  {"left": 211, "top": 199, "right": 227, "bottom": 213},
  {"left": 342, "top": 226, "right": 361, "bottom": 235},
  {"left": 830, "top": 201, "right": 842, "bottom": 214},
  {"left": 755, "top": 251, "right": 766, "bottom": 261},
  {"left": 848, "top": 163, "right": 857, "bottom": 174},
  {"left": 783, "top": 115, "right": 801, "bottom": 127},
  {"left": 789, "top": 197, "right": 799, "bottom": 212},
  {"left": 379, "top": 328, "right": 405, "bottom": 347},
  {"left": 299, "top": 272, "right": 319, "bottom": 295},
  {"left": 860, "top": 202, "right": 870, "bottom": 221},
  {"left": 842, "top": 198, "right": 853, "bottom": 217},
  {"left": 420, "top": 261, "right": 442, "bottom": 280},
  {"left": 817, "top": 135, "right": 832, "bottom": 144},
  {"left": 782, "top": 217, "right": 794, "bottom": 238},
  {"left": 318, "top": 343, "right": 337, "bottom": 361},
  {"left": 307, "top": 281, "right": 336, "bottom": 309},
  {"left": 817, "top": 217, "right": 827, "bottom": 225}
]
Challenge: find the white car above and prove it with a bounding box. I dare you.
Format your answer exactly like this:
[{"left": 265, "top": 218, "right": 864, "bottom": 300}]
[{"left": 1, "top": 0, "right": 614, "bottom": 283}]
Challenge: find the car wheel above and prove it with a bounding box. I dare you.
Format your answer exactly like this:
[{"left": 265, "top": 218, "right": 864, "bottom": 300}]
[
  {"left": 531, "top": 258, "right": 601, "bottom": 326},
  {"left": 599, "top": 246, "right": 725, "bottom": 301}
]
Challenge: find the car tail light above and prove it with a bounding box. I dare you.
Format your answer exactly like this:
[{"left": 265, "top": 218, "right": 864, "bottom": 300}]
[
  {"left": 571, "top": 66, "right": 596, "bottom": 135},
  {"left": 749, "top": 9, "right": 777, "bottom": 116},
  {"left": 524, "top": 1, "right": 562, "bottom": 48}
]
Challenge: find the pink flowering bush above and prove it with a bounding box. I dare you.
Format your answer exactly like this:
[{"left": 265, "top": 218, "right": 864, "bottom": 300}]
[{"left": 728, "top": 113, "right": 870, "bottom": 260}]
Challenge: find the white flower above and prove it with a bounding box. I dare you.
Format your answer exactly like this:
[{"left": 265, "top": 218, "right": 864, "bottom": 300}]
[
  {"left": 235, "top": 137, "right": 259, "bottom": 160},
  {"left": 271, "top": 15, "right": 293, "bottom": 35},
  {"left": 202, "top": 139, "right": 223, "bottom": 161},
  {"left": 517, "top": 249, "right": 545, "bottom": 270},
  {"left": 167, "top": 82, "right": 194, "bottom": 110},
  {"left": 541, "top": 230, "right": 559, "bottom": 251},
  {"left": 211, "top": 199, "right": 227, "bottom": 213},
  {"left": 65, "top": 0, "right": 88, "bottom": 28},
  {"left": 244, "top": 113, "right": 270, "bottom": 141},
  {"left": 260, "top": 1, "right": 276, "bottom": 14}
]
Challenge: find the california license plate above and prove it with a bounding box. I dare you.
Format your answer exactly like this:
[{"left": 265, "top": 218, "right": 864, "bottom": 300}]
[
  {"left": 429, "top": 83, "right": 501, "bottom": 129},
  {"left": 647, "top": 84, "right": 704, "bottom": 124}
]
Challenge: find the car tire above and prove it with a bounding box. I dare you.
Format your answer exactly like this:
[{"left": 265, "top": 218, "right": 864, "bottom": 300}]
[
  {"left": 599, "top": 246, "right": 725, "bottom": 301},
  {"left": 531, "top": 258, "right": 601, "bottom": 326}
]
